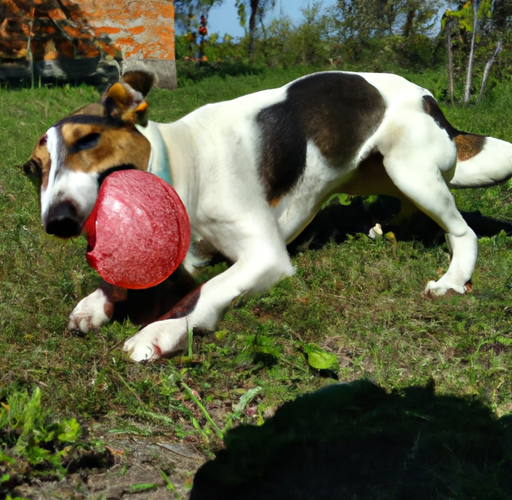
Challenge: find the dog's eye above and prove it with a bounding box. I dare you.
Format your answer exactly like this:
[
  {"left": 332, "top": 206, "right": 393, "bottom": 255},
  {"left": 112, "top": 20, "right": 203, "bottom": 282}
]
[
  {"left": 39, "top": 134, "right": 47, "bottom": 147},
  {"left": 72, "top": 132, "right": 101, "bottom": 152}
]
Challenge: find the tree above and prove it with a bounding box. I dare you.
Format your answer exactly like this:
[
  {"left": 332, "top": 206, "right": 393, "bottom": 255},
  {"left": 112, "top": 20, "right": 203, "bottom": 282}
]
[
  {"left": 236, "top": 0, "right": 276, "bottom": 63},
  {"left": 492, "top": 0, "right": 512, "bottom": 31},
  {"left": 174, "top": 0, "right": 222, "bottom": 63},
  {"left": 326, "top": 0, "right": 445, "bottom": 43},
  {"left": 174, "top": 0, "right": 222, "bottom": 33},
  {"left": 443, "top": 0, "right": 504, "bottom": 103}
]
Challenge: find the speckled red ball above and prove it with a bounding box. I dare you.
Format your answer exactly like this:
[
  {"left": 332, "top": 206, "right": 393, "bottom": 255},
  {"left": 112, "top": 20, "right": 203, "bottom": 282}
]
[{"left": 84, "top": 170, "right": 190, "bottom": 289}]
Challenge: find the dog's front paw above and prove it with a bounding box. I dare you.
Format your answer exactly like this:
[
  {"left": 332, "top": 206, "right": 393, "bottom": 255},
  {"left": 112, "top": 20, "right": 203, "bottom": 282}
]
[
  {"left": 68, "top": 289, "right": 112, "bottom": 333},
  {"left": 123, "top": 318, "right": 188, "bottom": 362},
  {"left": 424, "top": 280, "right": 466, "bottom": 298}
]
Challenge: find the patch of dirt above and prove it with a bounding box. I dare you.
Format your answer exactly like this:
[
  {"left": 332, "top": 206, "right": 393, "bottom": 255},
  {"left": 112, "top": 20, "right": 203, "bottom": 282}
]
[{"left": 10, "top": 432, "right": 208, "bottom": 500}]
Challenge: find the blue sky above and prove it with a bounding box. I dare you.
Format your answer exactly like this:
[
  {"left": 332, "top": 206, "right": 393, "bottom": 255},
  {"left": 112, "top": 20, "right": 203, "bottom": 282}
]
[{"left": 207, "top": 0, "right": 338, "bottom": 39}]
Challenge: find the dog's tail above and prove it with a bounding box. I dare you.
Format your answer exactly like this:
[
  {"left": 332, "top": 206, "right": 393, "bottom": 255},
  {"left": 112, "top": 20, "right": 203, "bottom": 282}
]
[
  {"left": 448, "top": 133, "right": 512, "bottom": 189},
  {"left": 422, "top": 95, "right": 512, "bottom": 189}
]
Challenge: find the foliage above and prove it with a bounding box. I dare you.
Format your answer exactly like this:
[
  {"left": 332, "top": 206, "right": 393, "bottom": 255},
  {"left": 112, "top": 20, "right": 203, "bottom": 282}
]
[
  {"left": 442, "top": 0, "right": 512, "bottom": 102},
  {"left": 172, "top": 0, "right": 512, "bottom": 90},
  {"left": 174, "top": 0, "right": 223, "bottom": 33},
  {"left": 257, "top": 3, "right": 331, "bottom": 67},
  {"left": 325, "top": 0, "right": 445, "bottom": 42},
  {"left": 0, "top": 387, "right": 99, "bottom": 493}
]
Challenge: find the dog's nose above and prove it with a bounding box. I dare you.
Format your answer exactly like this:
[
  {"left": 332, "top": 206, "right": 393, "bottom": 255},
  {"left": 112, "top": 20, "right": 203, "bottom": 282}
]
[{"left": 45, "top": 201, "right": 83, "bottom": 238}]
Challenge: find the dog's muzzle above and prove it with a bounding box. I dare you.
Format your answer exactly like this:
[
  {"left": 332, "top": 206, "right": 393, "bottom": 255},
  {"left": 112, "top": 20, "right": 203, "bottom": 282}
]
[{"left": 45, "top": 200, "right": 83, "bottom": 238}]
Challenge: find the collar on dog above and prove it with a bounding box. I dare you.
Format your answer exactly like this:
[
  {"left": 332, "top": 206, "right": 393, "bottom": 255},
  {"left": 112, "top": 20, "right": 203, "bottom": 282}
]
[{"left": 137, "top": 122, "right": 173, "bottom": 187}]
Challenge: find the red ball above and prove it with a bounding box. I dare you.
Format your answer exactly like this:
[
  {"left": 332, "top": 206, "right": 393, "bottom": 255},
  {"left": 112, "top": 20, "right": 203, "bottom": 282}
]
[{"left": 84, "top": 170, "right": 190, "bottom": 289}]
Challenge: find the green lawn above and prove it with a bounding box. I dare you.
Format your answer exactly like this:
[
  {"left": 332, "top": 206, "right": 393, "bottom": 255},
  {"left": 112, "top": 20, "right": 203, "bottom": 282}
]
[{"left": 1, "top": 66, "right": 512, "bottom": 497}]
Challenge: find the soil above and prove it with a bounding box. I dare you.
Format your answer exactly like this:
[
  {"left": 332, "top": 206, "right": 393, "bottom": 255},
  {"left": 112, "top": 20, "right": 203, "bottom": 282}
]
[{"left": 9, "top": 429, "right": 208, "bottom": 500}]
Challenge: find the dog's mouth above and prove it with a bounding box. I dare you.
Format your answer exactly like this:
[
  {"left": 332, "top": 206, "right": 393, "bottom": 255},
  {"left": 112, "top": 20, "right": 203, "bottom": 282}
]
[{"left": 97, "top": 163, "right": 138, "bottom": 187}]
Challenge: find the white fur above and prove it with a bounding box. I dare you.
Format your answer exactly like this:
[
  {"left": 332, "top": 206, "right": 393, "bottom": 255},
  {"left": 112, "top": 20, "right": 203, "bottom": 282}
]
[
  {"left": 68, "top": 288, "right": 112, "bottom": 332},
  {"left": 42, "top": 127, "right": 99, "bottom": 230},
  {"left": 449, "top": 136, "right": 512, "bottom": 188}
]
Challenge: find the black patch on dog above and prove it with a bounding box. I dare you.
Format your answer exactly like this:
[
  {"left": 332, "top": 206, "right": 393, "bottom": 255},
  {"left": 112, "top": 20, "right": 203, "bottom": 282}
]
[
  {"left": 256, "top": 73, "right": 386, "bottom": 202},
  {"left": 56, "top": 114, "right": 107, "bottom": 128},
  {"left": 97, "top": 164, "right": 138, "bottom": 186},
  {"left": 422, "top": 95, "right": 460, "bottom": 140}
]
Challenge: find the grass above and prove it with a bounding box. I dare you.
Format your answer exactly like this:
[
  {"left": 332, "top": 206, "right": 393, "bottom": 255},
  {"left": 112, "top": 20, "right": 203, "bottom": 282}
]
[{"left": 1, "top": 66, "right": 512, "bottom": 494}]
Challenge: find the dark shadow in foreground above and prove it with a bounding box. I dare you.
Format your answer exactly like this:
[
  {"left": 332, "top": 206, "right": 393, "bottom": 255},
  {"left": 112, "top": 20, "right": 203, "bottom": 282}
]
[{"left": 190, "top": 380, "right": 512, "bottom": 500}]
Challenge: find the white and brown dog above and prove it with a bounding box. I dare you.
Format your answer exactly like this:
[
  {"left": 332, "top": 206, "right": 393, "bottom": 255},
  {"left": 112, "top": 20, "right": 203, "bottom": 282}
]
[{"left": 24, "top": 70, "right": 512, "bottom": 362}]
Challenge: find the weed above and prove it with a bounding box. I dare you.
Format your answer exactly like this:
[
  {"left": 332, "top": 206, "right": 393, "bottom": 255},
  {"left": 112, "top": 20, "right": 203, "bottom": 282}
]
[{"left": 0, "top": 387, "right": 108, "bottom": 494}]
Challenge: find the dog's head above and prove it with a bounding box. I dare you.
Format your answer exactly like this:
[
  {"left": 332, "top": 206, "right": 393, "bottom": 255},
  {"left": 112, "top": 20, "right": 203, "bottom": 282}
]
[{"left": 23, "top": 71, "right": 155, "bottom": 238}]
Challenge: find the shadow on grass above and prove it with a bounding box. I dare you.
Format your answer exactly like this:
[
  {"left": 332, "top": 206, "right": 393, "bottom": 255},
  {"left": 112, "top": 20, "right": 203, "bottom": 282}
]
[
  {"left": 288, "top": 195, "right": 512, "bottom": 255},
  {"left": 191, "top": 380, "right": 512, "bottom": 500}
]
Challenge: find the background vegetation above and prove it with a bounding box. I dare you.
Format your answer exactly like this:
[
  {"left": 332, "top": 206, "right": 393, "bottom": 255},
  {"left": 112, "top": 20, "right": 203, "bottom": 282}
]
[{"left": 2, "top": 0, "right": 512, "bottom": 497}]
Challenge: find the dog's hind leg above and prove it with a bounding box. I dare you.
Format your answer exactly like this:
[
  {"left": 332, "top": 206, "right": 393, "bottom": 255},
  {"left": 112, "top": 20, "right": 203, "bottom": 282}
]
[{"left": 383, "top": 143, "right": 477, "bottom": 296}]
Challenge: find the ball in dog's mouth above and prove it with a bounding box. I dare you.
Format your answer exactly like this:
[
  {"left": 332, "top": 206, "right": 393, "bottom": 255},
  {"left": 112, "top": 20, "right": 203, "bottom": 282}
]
[{"left": 83, "top": 170, "right": 190, "bottom": 289}]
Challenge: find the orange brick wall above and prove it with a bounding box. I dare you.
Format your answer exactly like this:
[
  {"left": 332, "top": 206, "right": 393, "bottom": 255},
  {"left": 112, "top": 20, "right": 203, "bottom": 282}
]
[
  {"left": 80, "top": 0, "right": 175, "bottom": 62},
  {"left": 0, "top": 0, "right": 176, "bottom": 89}
]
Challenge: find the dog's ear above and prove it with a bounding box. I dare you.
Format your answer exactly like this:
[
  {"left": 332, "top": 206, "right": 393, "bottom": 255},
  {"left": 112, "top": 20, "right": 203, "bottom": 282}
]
[
  {"left": 121, "top": 71, "right": 155, "bottom": 98},
  {"left": 22, "top": 158, "right": 43, "bottom": 185},
  {"left": 103, "top": 71, "right": 154, "bottom": 126},
  {"left": 21, "top": 133, "right": 48, "bottom": 186}
]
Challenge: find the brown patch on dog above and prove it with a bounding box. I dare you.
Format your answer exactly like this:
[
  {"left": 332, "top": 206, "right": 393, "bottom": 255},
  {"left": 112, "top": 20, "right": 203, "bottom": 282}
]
[
  {"left": 422, "top": 95, "right": 487, "bottom": 162},
  {"left": 422, "top": 95, "right": 458, "bottom": 140},
  {"left": 24, "top": 134, "right": 51, "bottom": 189},
  {"left": 294, "top": 73, "right": 386, "bottom": 161},
  {"left": 110, "top": 267, "right": 198, "bottom": 326},
  {"left": 162, "top": 286, "right": 203, "bottom": 320},
  {"left": 101, "top": 282, "right": 129, "bottom": 320},
  {"left": 342, "top": 152, "right": 401, "bottom": 198},
  {"left": 61, "top": 122, "right": 151, "bottom": 173},
  {"left": 103, "top": 81, "right": 149, "bottom": 125},
  {"left": 71, "top": 102, "right": 104, "bottom": 117},
  {"left": 455, "top": 134, "right": 486, "bottom": 161},
  {"left": 61, "top": 122, "right": 102, "bottom": 149}
]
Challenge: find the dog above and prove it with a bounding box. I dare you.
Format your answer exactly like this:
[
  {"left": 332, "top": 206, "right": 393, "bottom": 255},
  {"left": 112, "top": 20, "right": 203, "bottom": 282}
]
[{"left": 23, "top": 70, "right": 512, "bottom": 362}]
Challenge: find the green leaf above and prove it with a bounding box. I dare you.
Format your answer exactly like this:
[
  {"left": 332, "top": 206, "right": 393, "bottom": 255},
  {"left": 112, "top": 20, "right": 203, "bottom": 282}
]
[
  {"left": 234, "top": 386, "right": 262, "bottom": 414},
  {"left": 303, "top": 343, "right": 339, "bottom": 371},
  {"left": 57, "top": 418, "right": 81, "bottom": 443},
  {"left": 129, "top": 483, "right": 158, "bottom": 493},
  {"left": 338, "top": 193, "right": 351, "bottom": 206},
  {"left": 496, "top": 335, "right": 512, "bottom": 346},
  {"left": 236, "top": 0, "right": 246, "bottom": 29},
  {"left": 215, "top": 330, "right": 228, "bottom": 340}
]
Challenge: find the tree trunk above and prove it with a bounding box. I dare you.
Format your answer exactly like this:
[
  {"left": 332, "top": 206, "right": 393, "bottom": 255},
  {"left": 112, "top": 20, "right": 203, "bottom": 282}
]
[
  {"left": 402, "top": 9, "right": 415, "bottom": 37},
  {"left": 446, "top": 19, "right": 454, "bottom": 103},
  {"left": 248, "top": 0, "right": 259, "bottom": 63},
  {"left": 477, "top": 41, "right": 502, "bottom": 103},
  {"left": 464, "top": 0, "right": 479, "bottom": 104}
]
